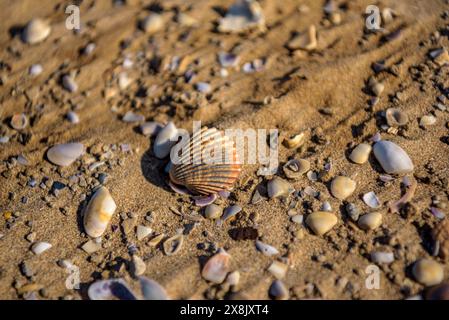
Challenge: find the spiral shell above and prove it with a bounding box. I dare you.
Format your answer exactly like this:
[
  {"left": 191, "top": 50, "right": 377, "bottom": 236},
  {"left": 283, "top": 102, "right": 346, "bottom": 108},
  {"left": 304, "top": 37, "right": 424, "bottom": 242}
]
[{"left": 169, "top": 127, "right": 242, "bottom": 195}]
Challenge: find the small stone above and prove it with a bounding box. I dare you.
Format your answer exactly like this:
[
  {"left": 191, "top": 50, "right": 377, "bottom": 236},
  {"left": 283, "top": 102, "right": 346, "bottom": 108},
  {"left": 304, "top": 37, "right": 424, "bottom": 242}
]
[
  {"left": 268, "top": 261, "right": 288, "bottom": 279},
  {"left": 412, "top": 259, "right": 444, "bottom": 287},
  {"left": 62, "top": 74, "right": 78, "bottom": 92},
  {"left": 22, "top": 18, "right": 51, "bottom": 44},
  {"left": 357, "top": 212, "right": 382, "bottom": 231},
  {"left": 371, "top": 251, "right": 394, "bottom": 264}
]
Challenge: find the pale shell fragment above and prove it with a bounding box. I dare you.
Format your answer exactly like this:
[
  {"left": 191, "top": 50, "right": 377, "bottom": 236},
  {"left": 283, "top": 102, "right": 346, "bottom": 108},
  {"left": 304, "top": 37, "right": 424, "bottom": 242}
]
[
  {"left": 22, "top": 18, "right": 51, "bottom": 44},
  {"left": 305, "top": 211, "right": 338, "bottom": 236},
  {"left": 218, "top": 0, "right": 266, "bottom": 33},
  {"left": 267, "top": 177, "right": 293, "bottom": 198},
  {"left": 371, "top": 251, "right": 394, "bottom": 264},
  {"left": 412, "top": 259, "right": 444, "bottom": 287},
  {"left": 136, "top": 225, "right": 152, "bottom": 241},
  {"left": 357, "top": 212, "right": 382, "bottom": 231},
  {"left": 204, "top": 204, "right": 223, "bottom": 219},
  {"left": 288, "top": 25, "right": 317, "bottom": 51},
  {"left": 269, "top": 280, "right": 289, "bottom": 300},
  {"left": 163, "top": 234, "right": 184, "bottom": 256},
  {"left": 282, "top": 133, "right": 305, "bottom": 149},
  {"left": 349, "top": 143, "right": 372, "bottom": 164},
  {"left": 154, "top": 122, "right": 178, "bottom": 159},
  {"left": 131, "top": 255, "right": 146, "bottom": 276},
  {"left": 88, "top": 279, "right": 137, "bottom": 300},
  {"left": 83, "top": 186, "right": 117, "bottom": 238},
  {"left": 255, "top": 240, "right": 279, "bottom": 256},
  {"left": 201, "top": 248, "right": 230, "bottom": 284},
  {"left": 62, "top": 74, "right": 78, "bottom": 93},
  {"left": 140, "top": 276, "right": 169, "bottom": 300},
  {"left": 330, "top": 176, "right": 356, "bottom": 200},
  {"left": 225, "top": 271, "right": 240, "bottom": 287},
  {"left": 373, "top": 140, "right": 414, "bottom": 174},
  {"left": 363, "top": 191, "right": 381, "bottom": 209},
  {"left": 140, "top": 14, "right": 164, "bottom": 34},
  {"left": 81, "top": 239, "right": 102, "bottom": 253},
  {"left": 222, "top": 205, "right": 242, "bottom": 221},
  {"left": 268, "top": 261, "right": 288, "bottom": 279},
  {"left": 47, "top": 143, "right": 84, "bottom": 167},
  {"left": 31, "top": 242, "right": 52, "bottom": 255},
  {"left": 420, "top": 115, "right": 437, "bottom": 127}
]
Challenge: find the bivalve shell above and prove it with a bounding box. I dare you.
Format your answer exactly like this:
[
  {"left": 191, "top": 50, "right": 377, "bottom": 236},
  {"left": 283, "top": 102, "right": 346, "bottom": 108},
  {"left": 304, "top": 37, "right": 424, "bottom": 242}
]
[
  {"left": 22, "top": 18, "right": 51, "bottom": 44},
  {"left": 412, "top": 259, "right": 444, "bottom": 287},
  {"left": 154, "top": 122, "right": 178, "bottom": 159},
  {"left": 283, "top": 159, "right": 310, "bottom": 179},
  {"left": 358, "top": 212, "right": 382, "bottom": 231},
  {"left": 83, "top": 186, "right": 117, "bottom": 238},
  {"left": 47, "top": 143, "right": 84, "bottom": 167},
  {"left": 330, "top": 176, "right": 356, "bottom": 200},
  {"left": 255, "top": 240, "right": 279, "bottom": 256},
  {"left": 373, "top": 140, "right": 414, "bottom": 174},
  {"left": 201, "top": 248, "right": 230, "bottom": 284},
  {"left": 349, "top": 143, "right": 372, "bottom": 164},
  {"left": 305, "top": 211, "right": 338, "bottom": 236},
  {"left": 140, "top": 276, "right": 169, "bottom": 300},
  {"left": 385, "top": 108, "right": 408, "bottom": 127},
  {"left": 31, "top": 242, "right": 52, "bottom": 255},
  {"left": 163, "top": 234, "right": 184, "bottom": 256},
  {"left": 267, "top": 177, "right": 292, "bottom": 198},
  {"left": 269, "top": 280, "right": 289, "bottom": 300}
]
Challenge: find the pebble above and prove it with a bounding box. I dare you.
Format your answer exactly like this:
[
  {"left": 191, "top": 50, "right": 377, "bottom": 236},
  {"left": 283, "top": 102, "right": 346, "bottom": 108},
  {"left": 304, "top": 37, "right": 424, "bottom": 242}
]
[
  {"left": 154, "top": 122, "right": 178, "bottom": 159},
  {"left": 357, "top": 212, "right": 382, "bottom": 231},
  {"left": 136, "top": 225, "right": 152, "bottom": 241},
  {"left": 349, "top": 143, "right": 372, "bottom": 164},
  {"left": 204, "top": 204, "right": 223, "bottom": 219},
  {"left": 31, "top": 242, "right": 52, "bottom": 255},
  {"left": 29, "top": 64, "right": 43, "bottom": 76},
  {"left": 22, "top": 18, "right": 51, "bottom": 44},
  {"left": 47, "top": 142, "right": 84, "bottom": 167},
  {"left": 195, "top": 82, "right": 211, "bottom": 94},
  {"left": 221, "top": 205, "right": 242, "bottom": 221},
  {"left": 420, "top": 115, "right": 437, "bottom": 127},
  {"left": 255, "top": 240, "right": 279, "bottom": 256},
  {"left": 330, "top": 176, "right": 356, "bottom": 200},
  {"left": 66, "top": 111, "right": 79, "bottom": 124},
  {"left": 139, "top": 121, "right": 162, "bottom": 136},
  {"left": 201, "top": 249, "right": 230, "bottom": 284},
  {"left": 62, "top": 74, "right": 78, "bottom": 93},
  {"left": 268, "top": 261, "right": 288, "bottom": 279},
  {"left": 267, "top": 177, "right": 292, "bottom": 198},
  {"left": 305, "top": 211, "right": 338, "bottom": 236},
  {"left": 83, "top": 186, "right": 117, "bottom": 238},
  {"left": 371, "top": 251, "right": 394, "bottom": 264},
  {"left": 131, "top": 255, "right": 146, "bottom": 276},
  {"left": 269, "top": 280, "right": 289, "bottom": 300},
  {"left": 373, "top": 140, "right": 414, "bottom": 174},
  {"left": 140, "top": 13, "right": 164, "bottom": 34},
  {"left": 412, "top": 259, "right": 444, "bottom": 286},
  {"left": 122, "top": 111, "right": 145, "bottom": 123}
]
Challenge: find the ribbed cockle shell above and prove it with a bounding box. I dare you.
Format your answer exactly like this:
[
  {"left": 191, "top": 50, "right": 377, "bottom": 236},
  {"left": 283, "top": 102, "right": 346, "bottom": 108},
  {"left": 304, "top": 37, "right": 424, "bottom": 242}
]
[{"left": 169, "top": 127, "right": 242, "bottom": 195}]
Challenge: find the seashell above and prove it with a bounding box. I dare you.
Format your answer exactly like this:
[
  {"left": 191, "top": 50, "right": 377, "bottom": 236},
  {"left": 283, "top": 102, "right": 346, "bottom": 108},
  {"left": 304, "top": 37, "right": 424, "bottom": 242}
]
[
  {"left": 194, "top": 194, "right": 218, "bottom": 207},
  {"left": 83, "top": 186, "right": 117, "bottom": 238},
  {"left": 218, "top": 0, "right": 266, "bottom": 33},
  {"left": 425, "top": 282, "right": 449, "bottom": 300},
  {"left": 222, "top": 205, "right": 242, "bottom": 221},
  {"left": 140, "top": 14, "right": 164, "bottom": 34},
  {"left": 330, "top": 176, "right": 356, "bottom": 200},
  {"left": 306, "top": 171, "right": 318, "bottom": 182},
  {"left": 169, "top": 127, "right": 242, "bottom": 195},
  {"left": 204, "top": 204, "right": 223, "bottom": 219},
  {"left": 139, "top": 276, "right": 169, "bottom": 300},
  {"left": 349, "top": 143, "right": 372, "bottom": 164},
  {"left": 385, "top": 108, "right": 408, "bottom": 127},
  {"left": 432, "top": 219, "right": 449, "bottom": 260},
  {"left": 148, "top": 233, "right": 164, "bottom": 247},
  {"left": 431, "top": 48, "right": 449, "bottom": 66},
  {"left": 131, "top": 255, "right": 146, "bottom": 276},
  {"left": 269, "top": 280, "right": 289, "bottom": 300},
  {"left": 29, "top": 64, "right": 43, "bottom": 76},
  {"left": 283, "top": 159, "right": 310, "bottom": 179},
  {"left": 287, "top": 25, "right": 317, "bottom": 51},
  {"left": 363, "top": 191, "right": 381, "bottom": 208},
  {"left": 345, "top": 203, "right": 360, "bottom": 221},
  {"left": 176, "top": 13, "right": 198, "bottom": 27},
  {"left": 139, "top": 121, "right": 162, "bottom": 136},
  {"left": 368, "top": 77, "right": 384, "bottom": 96},
  {"left": 122, "top": 111, "right": 145, "bottom": 123},
  {"left": 66, "top": 111, "right": 79, "bottom": 124},
  {"left": 136, "top": 225, "right": 152, "bottom": 241},
  {"left": 321, "top": 201, "right": 332, "bottom": 212},
  {"left": 291, "top": 214, "right": 304, "bottom": 224},
  {"left": 268, "top": 261, "right": 288, "bottom": 279},
  {"left": 305, "top": 211, "right": 337, "bottom": 236},
  {"left": 412, "top": 259, "right": 444, "bottom": 287},
  {"left": 22, "top": 18, "right": 51, "bottom": 44},
  {"left": 154, "top": 122, "right": 178, "bottom": 159},
  {"left": 62, "top": 74, "right": 78, "bottom": 93},
  {"left": 81, "top": 239, "right": 102, "bottom": 253},
  {"left": 267, "top": 177, "right": 293, "bottom": 198},
  {"left": 88, "top": 279, "right": 137, "bottom": 300},
  {"left": 31, "top": 242, "right": 52, "bottom": 255},
  {"left": 201, "top": 248, "right": 230, "bottom": 284},
  {"left": 218, "top": 52, "right": 240, "bottom": 68},
  {"left": 195, "top": 82, "right": 211, "bottom": 93},
  {"left": 370, "top": 251, "right": 394, "bottom": 264},
  {"left": 225, "top": 271, "right": 240, "bottom": 288},
  {"left": 47, "top": 142, "right": 84, "bottom": 166},
  {"left": 420, "top": 115, "right": 437, "bottom": 127},
  {"left": 118, "top": 72, "right": 131, "bottom": 90},
  {"left": 255, "top": 240, "right": 279, "bottom": 256},
  {"left": 163, "top": 234, "right": 184, "bottom": 255},
  {"left": 357, "top": 212, "right": 382, "bottom": 231},
  {"left": 10, "top": 113, "right": 28, "bottom": 130},
  {"left": 373, "top": 140, "right": 414, "bottom": 174},
  {"left": 430, "top": 207, "right": 445, "bottom": 220},
  {"left": 282, "top": 133, "right": 305, "bottom": 149}
]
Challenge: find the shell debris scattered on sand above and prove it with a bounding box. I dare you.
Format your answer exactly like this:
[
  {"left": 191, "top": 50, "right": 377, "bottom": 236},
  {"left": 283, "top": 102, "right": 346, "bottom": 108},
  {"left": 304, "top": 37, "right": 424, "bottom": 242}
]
[{"left": 83, "top": 186, "right": 117, "bottom": 238}]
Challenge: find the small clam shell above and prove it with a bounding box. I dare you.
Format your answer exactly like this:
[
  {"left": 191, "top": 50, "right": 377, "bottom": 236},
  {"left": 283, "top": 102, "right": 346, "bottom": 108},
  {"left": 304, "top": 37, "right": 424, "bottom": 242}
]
[
  {"left": 349, "top": 143, "right": 372, "bottom": 164},
  {"left": 139, "top": 276, "right": 169, "bottom": 300},
  {"left": 131, "top": 255, "right": 146, "bottom": 276},
  {"left": 154, "top": 122, "right": 178, "bottom": 159},
  {"left": 31, "top": 242, "right": 52, "bottom": 255},
  {"left": 385, "top": 108, "right": 408, "bottom": 127},
  {"left": 420, "top": 115, "right": 437, "bottom": 127},
  {"left": 140, "top": 14, "right": 164, "bottom": 34},
  {"left": 204, "top": 204, "right": 223, "bottom": 219},
  {"left": 139, "top": 121, "right": 162, "bottom": 136},
  {"left": 412, "top": 259, "right": 444, "bottom": 287},
  {"left": 269, "top": 280, "right": 289, "bottom": 300},
  {"left": 10, "top": 113, "right": 28, "bottom": 130},
  {"left": 88, "top": 279, "right": 137, "bottom": 300},
  {"left": 363, "top": 191, "right": 381, "bottom": 208},
  {"left": 62, "top": 74, "right": 78, "bottom": 93},
  {"left": 283, "top": 159, "right": 310, "bottom": 179},
  {"left": 330, "top": 176, "right": 356, "bottom": 200},
  {"left": 22, "top": 18, "right": 51, "bottom": 44},
  {"left": 169, "top": 127, "right": 242, "bottom": 195},
  {"left": 255, "top": 240, "right": 279, "bottom": 256},
  {"left": 46, "top": 142, "right": 84, "bottom": 167},
  {"left": 83, "top": 186, "right": 117, "bottom": 238},
  {"left": 371, "top": 251, "right": 394, "bottom": 264},
  {"left": 136, "top": 225, "right": 152, "bottom": 241},
  {"left": 287, "top": 25, "right": 317, "bottom": 51},
  {"left": 373, "top": 140, "right": 414, "bottom": 174},
  {"left": 282, "top": 133, "right": 305, "bottom": 149},
  {"left": 305, "top": 211, "right": 337, "bottom": 236},
  {"left": 267, "top": 177, "right": 293, "bottom": 198},
  {"left": 357, "top": 212, "right": 382, "bottom": 231},
  {"left": 201, "top": 248, "right": 230, "bottom": 284},
  {"left": 268, "top": 261, "right": 288, "bottom": 279},
  {"left": 163, "top": 234, "right": 184, "bottom": 256},
  {"left": 222, "top": 205, "right": 242, "bottom": 221}
]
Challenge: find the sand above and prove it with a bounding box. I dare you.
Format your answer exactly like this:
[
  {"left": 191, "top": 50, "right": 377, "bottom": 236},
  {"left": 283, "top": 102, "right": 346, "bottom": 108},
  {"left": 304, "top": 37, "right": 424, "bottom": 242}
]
[{"left": 0, "top": 0, "right": 449, "bottom": 300}]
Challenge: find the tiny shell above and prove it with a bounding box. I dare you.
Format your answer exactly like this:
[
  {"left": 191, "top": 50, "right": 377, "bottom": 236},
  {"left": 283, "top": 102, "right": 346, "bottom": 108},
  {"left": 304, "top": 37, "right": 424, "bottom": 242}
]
[
  {"left": 148, "top": 233, "right": 164, "bottom": 247},
  {"left": 10, "top": 113, "right": 28, "bottom": 130},
  {"left": 140, "top": 276, "right": 169, "bottom": 300},
  {"left": 195, "top": 82, "right": 211, "bottom": 93},
  {"left": 349, "top": 143, "right": 372, "bottom": 164},
  {"left": 363, "top": 191, "right": 381, "bottom": 208},
  {"left": 357, "top": 212, "right": 382, "bottom": 231},
  {"left": 47, "top": 142, "right": 84, "bottom": 166},
  {"left": 66, "top": 111, "right": 79, "bottom": 124},
  {"left": 201, "top": 248, "right": 230, "bottom": 284},
  {"left": 218, "top": 0, "right": 266, "bottom": 33},
  {"left": 139, "top": 121, "right": 162, "bottom": 136},
  {"left": 420, "top": 115, "right": 437, "bottom": 127},
  {"left": 222, "top": 205, "right": 242, "bottom": 221},
  {"left": 269, "top": 280, "right": 289, "bottom": 300},
  {"left": 385, "top": 108, "right": 408, "bottom": 127},
  {"left": 88, "top": 279, "right": 137, "bottom": 300},
  {"left": 283, "top": 159, "right": 310, "bottom": 179},
  {"left": 154, "top": 122, "right": 178, "bottom": 159},
  {"left": 373, "top": 140, "right": 414, "bottom": 174},
  {"left": 268, "top": 261, "right": 288, "bottom": 279},
  {"left": 131, "top": 255, "right": 146, "bottom": 276},
  {"left": 218, "top": 52, "right": 240, "bottom": 68},
  {"left": 22, "top": 18, "right": 51, "bottom": 44},
  {"left": 29, "top": 64, "right": 43, "bottom": 76},
  {"left": 31, "top": 242, "right": 52, "bottom": 255},
  {"left": 330, "top": 176, "right": 356, "bottom": 200},
  {"left": 204, "top": 204, "right": 223, "bottom": 219},
  {"left": 255, "top": 240, "right": 279, "bottom": 256},
  {"left": 83, "top": 186, "right": 117, "bottom": 238},
  {"left": 163, "top": 234, "right": 184, "bottom": 255},
  {"left": 371, "top": 251, "right": 394, "bottom": 264},
  {"left": 305, "top": 211, "right": 338, "bottom": 236},
  {"left": 288, "top": 25, "right": 317, "bottom": 51},
  {"left": 62, "top": 74, "right": 78, "bottom": 92},
  {"left": 140, "top": 14, "right": 164, "bottom": 33},
  {"left": 136, "top": 225, "right": 152, "bottom": 241},
  {"left": 282, "top": 133, "right": 305, "bottom": 149},
  {"left": 122, "top": 111, "right": 145, "bottom": 123},
  {"left": 81, "top": 239, "right": 102, "bottom": 253},
  {"left": 267, "top": 177, "right": 292, "bottom": 198},
  {"left": 225, "top": 271, "right": 240, "bottom": 288},
  {"left": 412, "top": 259, "right": 444, "bottom": 287}
]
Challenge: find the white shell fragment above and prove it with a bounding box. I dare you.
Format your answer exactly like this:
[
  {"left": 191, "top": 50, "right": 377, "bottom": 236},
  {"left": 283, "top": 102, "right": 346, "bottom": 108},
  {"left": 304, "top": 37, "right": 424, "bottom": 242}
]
[
  {"left": 305, "top": 211, "right": 338, "bottom": 236},
  {"left": 269, "top": 280, "right": 289, "bottom": 300},
  {"left": 29, "top": 64, "right": 43, "bottom": 76},
  {"left": 139, "top": 276, "right": 169, "bottom": 300},
  {"left": 31, "top": 242, "right": 52, "bottom": 255},
  {"left": 131, "top": 255, "right": 146, "bottom": 276},
  {"left": 122, "top": 111, "right": 145, "bottom": 123},
  {"left": 201, "top": 248, "right": 230, "bottom": 284},
  {"left": 83, "top": 186, "right": 117, "bottom": 238},
  {"left": 267, "top": 177, "right": 293, "bottom": 198},
  {"left": 22, "top": 18, "right": 51, "bottom": 44},
  {"left": 268, "top": 261, "right": 288, "bottom": 279},
  {"left": 363, "top": 191, "right": 381, "bottom": 209},
  {"left": 47, "top": 142, "right": 84, "bottom": 167},
  {"left": 140, "top": 14, "right": 164, "bottom": 34},
  {"left": 222, "top": 205, "right": 242, "bottom": 221},
  {"left": 373, "top": 140, "right": 414, "bottom": 174},
  {"left": 420, "top": 115, "right": 437, "bottom": 127},
  {"left": 66, "top": 111, "right": 80, "bottom": 124},
  {"left": 154, "top": 121, "right": 178, "bottom": 159},
  {"left": 371, "top": 251, "right": 394, "bottom": 264},
  {"left": 136, "top": 225, "right": 152, "bottom": 241},
  {"left": 81, "top": 239, "right": 102, "bottom": 253},
  {"left": 255, "top": 240, "right": 279, "bottom": 256},
  {"left": 163, "top": 234, "right": 184, "bottom": 256},
  {"left": 218, "top": 0, "right": 265, "bottom": 33},
  {"left": 62, "top": 74, "right": 78, "bottom": 93}
]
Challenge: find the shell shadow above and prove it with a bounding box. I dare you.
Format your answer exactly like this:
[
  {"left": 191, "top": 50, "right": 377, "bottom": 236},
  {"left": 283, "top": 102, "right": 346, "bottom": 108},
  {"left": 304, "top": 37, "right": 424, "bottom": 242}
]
[{"left": 140, "top": 146, "right": 171, "bottom": 192}]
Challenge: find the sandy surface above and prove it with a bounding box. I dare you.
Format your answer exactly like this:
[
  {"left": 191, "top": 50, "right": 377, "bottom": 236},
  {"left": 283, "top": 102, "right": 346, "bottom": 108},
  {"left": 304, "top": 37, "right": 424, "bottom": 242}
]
[{"left": 1, "top": 0, "right": 449, "bottom": 300}]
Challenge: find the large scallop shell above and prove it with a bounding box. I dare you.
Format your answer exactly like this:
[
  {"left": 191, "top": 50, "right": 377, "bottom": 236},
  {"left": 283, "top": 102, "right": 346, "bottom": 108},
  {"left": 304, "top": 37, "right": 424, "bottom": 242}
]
[{"left": 169, "top": 127, "right": 242, "bottom": 195}]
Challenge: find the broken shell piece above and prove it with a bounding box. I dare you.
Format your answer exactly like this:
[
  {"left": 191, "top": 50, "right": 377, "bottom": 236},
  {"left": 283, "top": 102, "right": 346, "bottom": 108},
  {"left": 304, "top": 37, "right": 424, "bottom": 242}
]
[
  {"left": 349, "top": 143, "right": 372, "bottom": 164},
  {"left": 154, "top": 122, "right": 178, "bottom": 159},
  {"left": 140, "top": 121, "right": 162, "bottom": 136},
  {"left": 255, "top": 240, "right": 279, "bottom": 256},
  {"left": 83, "top": 186, "right": 117, "bottom": 238},
  {"left": 22, "top": 18, "right": 51, "bottom": 44},
  {"left": 139, "top": 276, "right": 169, "bottom": 300},
  {"left": 131, "top": 255, "right": 146, "bottom": 276},
  {"left": 363, "top": 191, "right": 381, "bottom": 209},
  {"left": 386, "top": 108, "right": 408, "bottom": 127},
  {"left": 269, "top": 280, "right": 289, "bottom": 300},
  {"left": 371, "top": 251, "right": 394, "bottom": 264},
  {"left": 358, "top": 212, "right": 382, "bottom": 231},
  {"left": 431, "top": 48, "right": 449, "bottom": 66},
  {"left": 267, "top": 177, "right": 293, "bottom": 198},
  {"left": 201, "top": 248, "right": 230, "bottom": 284},
  {"left": 268, "top": 261, "right": 288, "bottom": 279},
  {"left": 420, "top": 115, "right": 437, "bottom": 127},
  {"left": 373, "top": 140, "right": 414, "bottom": 174},
  {"left": 29, "top": 64, "right": 43, "bottom": 76},
  {"left": 204, "top": 204, "right": 223, "bottom": 219},
  {"left": 225, "top": 271, "right": 240, "bottom": 288},
  {"left": 218, "top": 52, "right": 240, "bottom": 68},
  {"left": 122, "top": 111, "right": 145, "bottom": 123},
  {"left": 283, "top": 159, "right": 310, "bottom": 179},
  {"left": 140, "top": 13, "right": 164, "bottom": 34},
  {"left": 218, "top": 0, "right": 266, "bottom": 33},
  {"left": 330, "top": 176, "right": 356, "bottom": 200},
  {"left": 288, "top": 25, "right": 317, "bottom": 51},
  {"left": 163, "top": 234, "right": 184, "bottom": 256},
  {"left": 47, "top": 143, "right": 84, "bottom": 167},
  {"left": 282, "top": 133, "right": 305, "bottom": 149},
  {"left": 148, "top": 233, "right": 164, "bottom": 247},
  {"left": 88, "top": 279, "right": 137, "bottom": 300},
  {"left": 62, "top": 74, "right": 78, "bottom": 93},
  {"left": 136, "top": 225, "right": 152, "bottom": 241},
  {"left": 10, "top": 113, "right": 28, "bottom": 130},
  {"left": 305, "top": 211, "right": 337, "bottom": 236},
  {"left": 81, "top": 239, "right": 102, "bottom": 253},
  {"left": 31, "top": 242, "right": 52, "bottom": 255}
]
